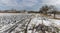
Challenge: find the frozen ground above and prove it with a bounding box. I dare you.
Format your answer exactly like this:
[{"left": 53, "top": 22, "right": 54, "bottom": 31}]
[
  {"left": 0, "top": 13, "right": 32, "bottom": 33},
  {"left": 0, "top": 13, "right": 60, "bottom": 33}
]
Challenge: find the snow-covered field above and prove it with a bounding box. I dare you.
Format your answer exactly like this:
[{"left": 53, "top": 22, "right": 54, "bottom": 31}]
[
  {"left": 0, "top": 13, "right": 32, "bottom": 33},
  {"left": 0, "top": 13, "right": 60, "bottom": 33}
]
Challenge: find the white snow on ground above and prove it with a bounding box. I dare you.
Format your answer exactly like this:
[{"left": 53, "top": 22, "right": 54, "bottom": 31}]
[
  {"left": 29, "top": 14, "right": 60, "bottom": 29},
  {"left": 0, "top": 13, "right": 32, "bottom": 32},
  {"left": 0, "top": 13, "right": 60, "bottom": 33},
  {"left": 27, "top": 14, "right": 60, "bottom": 33}
]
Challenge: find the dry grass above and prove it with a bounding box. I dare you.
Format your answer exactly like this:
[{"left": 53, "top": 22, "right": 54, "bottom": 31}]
[{"left": 40, "top": 13, "right": 60, "bottom": 20}]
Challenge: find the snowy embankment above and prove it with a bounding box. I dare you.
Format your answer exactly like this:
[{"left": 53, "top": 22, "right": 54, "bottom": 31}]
[
  {"left": 29, "top": 14, "right": 60, "bottom": 28},
  {"left": 27, "top": 14, "right": 60, "bottom": 33}
]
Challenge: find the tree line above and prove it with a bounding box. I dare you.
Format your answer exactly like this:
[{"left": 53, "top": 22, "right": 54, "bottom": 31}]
[{"left": 39, "top": 5, "right": 58, "bottom": 19}]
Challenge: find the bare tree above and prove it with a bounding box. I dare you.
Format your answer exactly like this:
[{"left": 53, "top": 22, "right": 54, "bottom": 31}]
[
  {"left": 49, "top": 5, "right": 58, "bottom": 19},
  {"left": 52, "top": 10, "right": 57, "bottom": 19},
  {"left": 39, "top": 5, "right": 50, "bottom": 15}
]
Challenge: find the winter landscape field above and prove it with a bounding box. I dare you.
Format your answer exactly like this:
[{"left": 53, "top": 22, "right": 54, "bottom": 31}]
[
  {"left": 0, "top": 0, "right": 60, "bottom": 33},
  {"left": 0, "top": 13, "right": 59, "bottom": 33}
]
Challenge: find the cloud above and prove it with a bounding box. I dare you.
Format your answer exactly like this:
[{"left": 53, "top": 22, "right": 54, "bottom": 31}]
[
  {"left": 0, "top": 0, "right": 60, "bottom": 11},
  {"left": 41, "top": 0, "right": 60, "bottom": 5},
  {"left": 0, "top": 0, "right": 18, "bottom": 6},
  {"left": 20, "top": 0, "right": 38, "bottom": 7},
  {"left": 0, "top": 0, "right": 39, "bottom": 10},
  {"left": 41, "top": 0, "right": 60, "bottom": 11},
  {"left": 0, "top": 0, "right": 38, "bottom": 7}
]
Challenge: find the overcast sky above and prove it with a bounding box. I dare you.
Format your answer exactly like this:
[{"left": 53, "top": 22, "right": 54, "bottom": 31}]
[{"left": 0, "top": 0, "right": 60, "bottom": 11}]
